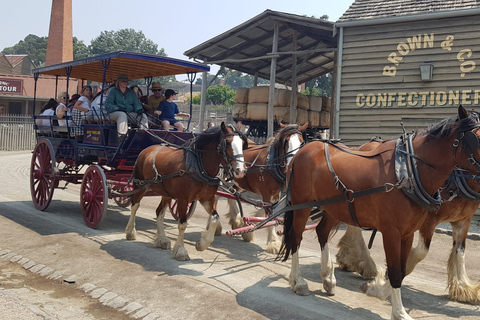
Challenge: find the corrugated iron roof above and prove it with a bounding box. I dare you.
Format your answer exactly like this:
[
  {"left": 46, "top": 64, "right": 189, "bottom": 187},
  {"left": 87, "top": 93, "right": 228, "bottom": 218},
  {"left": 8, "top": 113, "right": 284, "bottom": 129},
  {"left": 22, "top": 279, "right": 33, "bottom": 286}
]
[
  {"left": 338, "top": 0, "right": 480, "bottom": 22},
  {"left": 184, "top": 10, "right": 337, "bottom": 85}
]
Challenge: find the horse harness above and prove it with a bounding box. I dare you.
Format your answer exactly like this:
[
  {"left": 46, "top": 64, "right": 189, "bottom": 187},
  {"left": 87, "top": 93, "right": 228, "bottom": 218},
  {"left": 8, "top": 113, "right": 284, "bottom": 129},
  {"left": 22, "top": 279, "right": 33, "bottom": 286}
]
[
  {"left": 254, "top": 127, "right": 480, "bottom": 232},
  {"left": 130, "top": 131, "right": 243, "bottom": 198}
]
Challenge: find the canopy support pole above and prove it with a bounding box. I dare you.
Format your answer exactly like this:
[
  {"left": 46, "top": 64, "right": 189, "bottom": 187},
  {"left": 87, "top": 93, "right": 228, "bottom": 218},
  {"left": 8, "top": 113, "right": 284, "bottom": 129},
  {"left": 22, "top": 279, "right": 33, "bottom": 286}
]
[
  {"left": 290, "top": 31, "right": 298, "bottom": 124},
  {"left": 267, "top": 21, "right": 279, "bottom": 138}
]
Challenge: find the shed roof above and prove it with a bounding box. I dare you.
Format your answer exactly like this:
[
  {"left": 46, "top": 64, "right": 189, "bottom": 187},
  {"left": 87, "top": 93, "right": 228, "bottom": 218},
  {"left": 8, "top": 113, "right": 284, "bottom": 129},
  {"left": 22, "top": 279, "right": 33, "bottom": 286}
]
[
  {"left": 338, "top": 0, "right": 480, "bottom": 22},
  {"left": 184, "top": 10, "right": 337, "bottom": 86},
  {"left": 4, "top": 55, "right": 29, "bottom": 68}
]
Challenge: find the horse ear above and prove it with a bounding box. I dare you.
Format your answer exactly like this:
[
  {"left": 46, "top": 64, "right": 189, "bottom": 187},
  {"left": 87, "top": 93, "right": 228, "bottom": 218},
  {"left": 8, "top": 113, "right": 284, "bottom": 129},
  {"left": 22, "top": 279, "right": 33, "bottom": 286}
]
[
  {"left": 220, "top": 122, "right": 227, "bottom": 133},
  {"left": 458, "top": 105, "right": 469, "bottom": 119},
  {"left": 279, "top": 122, "right": 286, "bottom": 128},
  {"left": 236, "top": 121, "right": 243, "bottom": 131},
  {"left": 299, "top": 123, "right": 308, "bottom": 132}
]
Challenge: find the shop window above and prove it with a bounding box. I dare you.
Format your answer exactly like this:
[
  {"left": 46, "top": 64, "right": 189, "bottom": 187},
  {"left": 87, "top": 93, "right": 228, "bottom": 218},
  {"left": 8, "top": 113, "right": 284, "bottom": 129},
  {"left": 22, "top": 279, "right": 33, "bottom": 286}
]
[{"left": 8, "top": 102, "right": 22, "bottom": 115}]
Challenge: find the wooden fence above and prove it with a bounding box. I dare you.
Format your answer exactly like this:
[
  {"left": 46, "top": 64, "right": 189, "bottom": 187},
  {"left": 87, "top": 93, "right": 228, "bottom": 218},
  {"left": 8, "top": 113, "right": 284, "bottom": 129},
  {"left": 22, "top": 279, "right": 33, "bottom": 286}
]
[{"left": 0, "top": 115, "right": 36, "bottom": 151}]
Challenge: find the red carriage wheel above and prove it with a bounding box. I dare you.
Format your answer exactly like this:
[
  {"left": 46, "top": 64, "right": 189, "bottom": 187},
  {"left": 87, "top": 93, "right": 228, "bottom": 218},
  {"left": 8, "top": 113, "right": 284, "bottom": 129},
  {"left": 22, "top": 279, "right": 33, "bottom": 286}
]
[
  {"left": 113, "top": 179, "right": 133, "bottom": 208},
  {"left": 169, "top": 200, "right": 197, "bottom": 221},
  {"left": 81, "top": 165, "right": 108, "bottom": 228},
  {"left": 30, "top": 139, "right": 57, "bottom": 211}
]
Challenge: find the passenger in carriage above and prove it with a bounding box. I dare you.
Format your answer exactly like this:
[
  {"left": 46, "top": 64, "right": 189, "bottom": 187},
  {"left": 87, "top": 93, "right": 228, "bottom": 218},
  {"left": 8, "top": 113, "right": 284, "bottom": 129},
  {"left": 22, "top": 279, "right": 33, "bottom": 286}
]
[
  {"left": 104, "top": 74, "right": 148, "bottom": 140},
  {"left": 154, "top": 89, "right": 190, "bottom": 131},
  {"left": 71, "top": 85, "right": 93, "bottom": 138},
  {"left": 91, "top": 85, "right": 111, "bottom": 119},
  {"left": 36, "top": 98, "right": 57, "bottom": 126},
  {"left": 145, "top": 82, "right": 165, "bottom": 115},
  {"left": 55, "top": 92, "right": 70, "bottom": 127},
  {"left": 130, "top": 85, "right": 149, "bottom": 112},
  {"left": 67, "top": 94, "right": 81, "bottom": 112}
]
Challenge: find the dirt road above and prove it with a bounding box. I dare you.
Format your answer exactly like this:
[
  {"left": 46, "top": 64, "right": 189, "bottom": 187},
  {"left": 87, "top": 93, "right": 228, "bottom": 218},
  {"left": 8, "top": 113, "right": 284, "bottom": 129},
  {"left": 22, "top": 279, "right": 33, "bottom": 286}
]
[{"left": 1, "top": 150, "right": 479, "bottom": 319}]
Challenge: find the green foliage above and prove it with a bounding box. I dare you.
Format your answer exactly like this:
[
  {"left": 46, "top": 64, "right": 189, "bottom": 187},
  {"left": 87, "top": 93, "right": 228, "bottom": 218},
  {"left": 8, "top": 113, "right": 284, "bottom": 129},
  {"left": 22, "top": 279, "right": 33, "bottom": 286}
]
[
  {"left": 89, "top": 28, "right": 160, "bottom": 55},
  {"left": 304, "top": 73, "right": 332, "bottom": 97},
  {"left": 73, "top": 37, "right": 90, "bottom": 60},
  {"left": 206, "top": 85, "right": 236, "bottom": 107},
  {"left": 190, "top": 94, "right": 201, "bottom": 104},
  {"left": 2, "top": 34, "right": 47, "bottom": 67},
  {"left": 301, "top": 86, "right": 320, "bottom": 96}
]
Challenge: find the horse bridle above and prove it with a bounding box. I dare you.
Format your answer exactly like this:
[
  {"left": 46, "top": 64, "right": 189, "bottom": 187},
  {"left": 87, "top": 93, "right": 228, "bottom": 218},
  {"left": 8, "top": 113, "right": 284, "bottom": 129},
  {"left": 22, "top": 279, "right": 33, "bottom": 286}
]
[
  {"left": 218, "top": 127, "right": 246, "bottom": 179},
  {"left": 277, "top": 130, "right": 305, "bottom": 167},
  {"left": 453, "top": 128, "right": 480, "bottom": 172}
]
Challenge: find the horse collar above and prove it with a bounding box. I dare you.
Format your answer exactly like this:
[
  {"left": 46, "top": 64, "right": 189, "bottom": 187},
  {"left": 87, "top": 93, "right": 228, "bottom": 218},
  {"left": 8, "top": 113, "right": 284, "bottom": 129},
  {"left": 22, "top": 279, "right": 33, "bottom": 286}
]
[{"left": 395, "top": 133, "right": 442, "bottom": 211}]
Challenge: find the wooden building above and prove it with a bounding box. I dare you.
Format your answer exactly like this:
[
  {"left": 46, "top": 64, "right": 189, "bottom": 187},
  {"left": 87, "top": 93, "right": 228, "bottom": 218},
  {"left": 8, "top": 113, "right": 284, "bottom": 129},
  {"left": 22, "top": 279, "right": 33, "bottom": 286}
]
[{"left": 334, "top": 0, "right": 480, "bottom": 145}]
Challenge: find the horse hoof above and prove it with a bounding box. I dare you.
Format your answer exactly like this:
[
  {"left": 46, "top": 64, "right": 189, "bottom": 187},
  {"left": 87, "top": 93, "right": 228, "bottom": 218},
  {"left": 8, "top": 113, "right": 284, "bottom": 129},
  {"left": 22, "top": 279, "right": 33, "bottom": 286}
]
[
  {"left": 195, "top": 241, "right": 208, "bottom": 251},
  {"left": 323, "top": 281, "right": 336, "bottom": 296},
  {"left": 125, "top": 233, "right": 136, "bottom": 241},
  {"left": 172, "top": 247, "right": 190, "bottom": 261},
  {"left": 242, "top": 232, "right": 254, "bottom": 242},
  {"left": 294, "top": 285, "right": 311, "bottom": 296},
  {"left": 266, "top": 241, "right": 281, "bottom": 254},
  {"left": 154, "top": 240, "right": 171, "bottom": 250}
]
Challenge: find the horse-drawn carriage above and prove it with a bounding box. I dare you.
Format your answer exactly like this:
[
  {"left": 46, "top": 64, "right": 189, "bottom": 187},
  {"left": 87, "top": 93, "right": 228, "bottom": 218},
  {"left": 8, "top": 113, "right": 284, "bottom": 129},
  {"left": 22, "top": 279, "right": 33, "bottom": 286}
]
[{"left": 30, "top": 51, "right": 217, "bottom": 228}]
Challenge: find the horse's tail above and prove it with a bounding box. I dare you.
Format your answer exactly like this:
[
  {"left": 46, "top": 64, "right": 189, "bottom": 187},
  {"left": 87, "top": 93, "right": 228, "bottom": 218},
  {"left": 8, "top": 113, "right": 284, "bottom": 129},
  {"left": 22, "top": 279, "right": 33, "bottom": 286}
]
[{"left": 276, "top": 208, "right": 295, "bottom": 262}]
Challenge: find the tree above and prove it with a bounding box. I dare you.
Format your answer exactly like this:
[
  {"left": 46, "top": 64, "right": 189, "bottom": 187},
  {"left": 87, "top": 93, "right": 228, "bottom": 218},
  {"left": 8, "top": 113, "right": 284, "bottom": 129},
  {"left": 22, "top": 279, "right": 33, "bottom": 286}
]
[
  {"left": 304, "top": 73, "right": 333, "bottom": 97},
  {"left": 89, "top": 28, "right": 162, "bottom": 55},
  {"left": 73, "top": 37, "right": 90, "bottom": 60},
  {"left": 205, "top": 85, "right": 236, "bottom": 107},
  {"left": 88, "top": 28, "right": 172, "bottom": 84},
  {"left": 2, "top": 34, "right": 48, "bottom": 67}
]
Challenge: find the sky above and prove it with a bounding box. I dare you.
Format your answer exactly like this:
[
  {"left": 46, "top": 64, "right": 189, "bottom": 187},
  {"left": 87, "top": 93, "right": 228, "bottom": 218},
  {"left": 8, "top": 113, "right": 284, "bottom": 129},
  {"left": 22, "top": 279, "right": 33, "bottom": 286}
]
[{"left": 1, "top": 0, "right": 354, "bottom": 79}]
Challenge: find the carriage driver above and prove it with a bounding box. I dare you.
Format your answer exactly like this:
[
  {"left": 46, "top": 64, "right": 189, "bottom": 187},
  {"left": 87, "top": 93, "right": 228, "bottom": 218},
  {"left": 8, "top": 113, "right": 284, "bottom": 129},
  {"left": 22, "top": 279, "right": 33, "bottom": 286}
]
[{"left": 105, "top": 74, "right": 149, "bottom": 141}]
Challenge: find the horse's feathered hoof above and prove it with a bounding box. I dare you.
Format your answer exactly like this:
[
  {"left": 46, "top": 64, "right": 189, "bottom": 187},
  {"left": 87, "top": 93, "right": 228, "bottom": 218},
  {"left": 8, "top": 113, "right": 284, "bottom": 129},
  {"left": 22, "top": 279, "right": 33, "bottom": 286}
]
[
  {"left": 195, "top": 240, "right": 210, "bottom": 251},
  {"left": 172, "top": 246, "right": 190, "bottom": 261},
  {"left": 153, "top": 238, "right": 171, "bottom": 250},
  {"left": 242, "top": 232, "right": 254, "bottom": 242},
  {"left": 293, "top": 284, "right": 310, "bottom": 296},
  {"left": 323, "top": 280, "right": 336, "bottom": 296},
  {"left": 125, "top": 231, "right": 136, "bottom": 241},
  {"left": 266, "top": 241, "right": 281, "bottom": 254}
]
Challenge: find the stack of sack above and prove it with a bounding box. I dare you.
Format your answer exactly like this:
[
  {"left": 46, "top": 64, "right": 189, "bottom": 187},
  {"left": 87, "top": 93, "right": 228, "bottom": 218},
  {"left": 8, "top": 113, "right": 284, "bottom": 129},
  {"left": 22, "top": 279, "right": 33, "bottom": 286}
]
[{"left": 233, "top": 86, "right": 330, "bottom": 127}]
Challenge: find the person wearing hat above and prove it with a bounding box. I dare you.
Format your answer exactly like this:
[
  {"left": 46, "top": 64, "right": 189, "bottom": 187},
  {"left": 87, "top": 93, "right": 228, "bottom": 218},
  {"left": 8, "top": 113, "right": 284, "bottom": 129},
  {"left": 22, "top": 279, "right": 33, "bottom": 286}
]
[
  {"left": 105, "top": 74, "right": 148, "bottom": 140},
  {"left": 154, "top": 89, "right": 190, "bottom": 131},
  {"left": 146, "top": 82, "right": 165, "bottom": 115},
  {"left": 71, "top": 85, "right": 93, "bottom": 138}
]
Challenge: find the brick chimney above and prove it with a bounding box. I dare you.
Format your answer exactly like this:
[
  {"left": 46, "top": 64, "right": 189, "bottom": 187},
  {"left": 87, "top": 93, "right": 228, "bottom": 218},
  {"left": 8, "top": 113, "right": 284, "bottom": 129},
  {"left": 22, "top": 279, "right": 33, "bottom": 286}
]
[{"left": 45, "top": 0, "right": 73, "bottom": 66}]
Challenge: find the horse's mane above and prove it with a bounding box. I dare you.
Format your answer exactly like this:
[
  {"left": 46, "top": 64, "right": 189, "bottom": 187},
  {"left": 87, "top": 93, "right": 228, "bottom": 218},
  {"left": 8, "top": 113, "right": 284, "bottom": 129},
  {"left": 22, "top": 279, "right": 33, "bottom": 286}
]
[
  {"left": 185, "top": 124, "right": 249, "bottom": 150},
  {"left": 422, "top": 110, "right": 480, "bottom": 141},
  {"left": 185, "top": 126, "right": 222, "bottom": 150},
  {"left": 270, "top": 124, "right": 300, "bottom": 150}
]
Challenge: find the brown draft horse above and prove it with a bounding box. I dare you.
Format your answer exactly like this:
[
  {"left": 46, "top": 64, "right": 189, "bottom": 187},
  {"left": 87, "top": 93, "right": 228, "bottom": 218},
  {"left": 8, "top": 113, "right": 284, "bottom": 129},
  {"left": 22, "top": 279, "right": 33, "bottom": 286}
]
[
  {"left": 125, "top": 122, "right": 248, "bottom": 261},
  {"left": 336, "top": 171, "right": 480, "bottom": 303},
  {"left": 219, "top": 123, "right": 307, "bottom": 253},
  {"left": 278, "top": 106, "right": 480, "bottom": 320}
]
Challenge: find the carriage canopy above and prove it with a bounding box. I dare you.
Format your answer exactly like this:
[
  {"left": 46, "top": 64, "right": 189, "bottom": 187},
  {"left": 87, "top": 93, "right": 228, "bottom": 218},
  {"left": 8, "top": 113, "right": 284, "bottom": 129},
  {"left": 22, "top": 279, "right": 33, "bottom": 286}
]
[{"left": 33, "top": 51, "right": 210, "bottom": 82}]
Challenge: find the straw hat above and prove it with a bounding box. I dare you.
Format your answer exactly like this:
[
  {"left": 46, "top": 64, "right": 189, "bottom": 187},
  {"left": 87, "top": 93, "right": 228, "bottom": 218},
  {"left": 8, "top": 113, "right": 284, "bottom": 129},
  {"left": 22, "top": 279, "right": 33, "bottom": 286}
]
[{"left": 151, "top": 82, "right": 163, "bottom": 90}]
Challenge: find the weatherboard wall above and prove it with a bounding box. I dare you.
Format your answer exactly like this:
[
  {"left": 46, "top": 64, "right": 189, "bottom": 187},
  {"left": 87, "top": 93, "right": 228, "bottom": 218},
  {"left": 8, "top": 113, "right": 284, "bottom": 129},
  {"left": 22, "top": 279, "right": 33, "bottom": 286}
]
[{"left": 338, "top": 15, "right": 480, "bottom": 145}]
